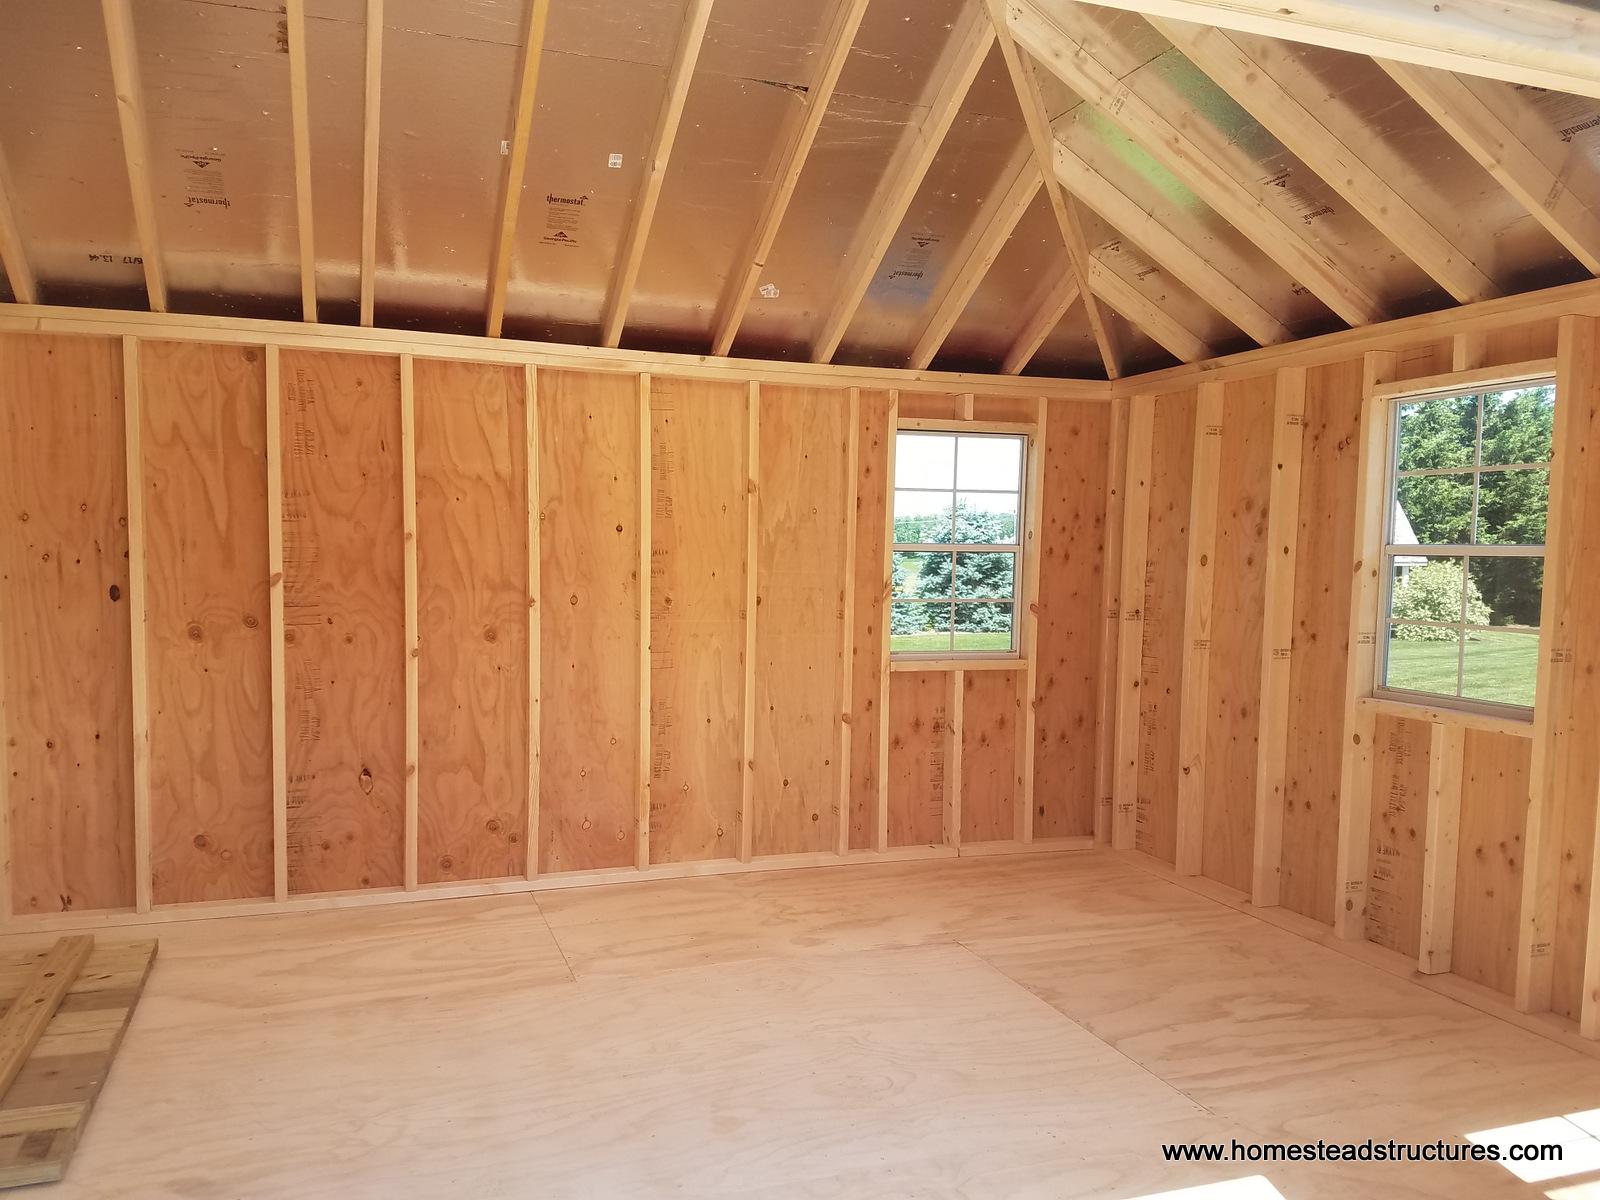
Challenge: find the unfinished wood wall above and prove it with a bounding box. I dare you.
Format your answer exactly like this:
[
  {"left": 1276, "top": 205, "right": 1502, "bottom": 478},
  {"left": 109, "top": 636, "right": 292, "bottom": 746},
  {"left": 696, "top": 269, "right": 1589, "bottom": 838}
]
[{"left": 0, "top": 328, "right": 1106, "bottom": 926}]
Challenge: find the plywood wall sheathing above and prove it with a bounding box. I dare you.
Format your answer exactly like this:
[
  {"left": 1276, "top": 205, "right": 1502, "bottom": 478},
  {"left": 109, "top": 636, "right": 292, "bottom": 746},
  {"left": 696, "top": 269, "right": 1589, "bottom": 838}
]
[
  {"left": 647, "top": 376, "right": 745, "bottom": 865},
  {"left": 1279, "top": 358, "right": 1364, "bottom": 924},
  {"left": 1454, "top": 731, "right": 1530, "bottom": 996},
  {"left": 279, "top": 350, "right": 406, "bottom": 894},
  {"left": 847, "top": 391, "right": 892, "bottom": 852},
  {"left": 1092, "top": 398, "right": 1129, "bottom": 844},
  {"left": 1363, "top": 714, "right": 1431, "bottom": 958},
  {"left": 1175, "top": 384, "right": 1223, "bottom": 876},
  {"left": 537, "top": 369, "right": 642, "bottom": 873},
  {"left": 141, "top": 340, "right": 273, "bottom": 905},
  {"left": 0, "top": 334, "right": 134, "bottom": 915},
  {"left": 1112, "top": 396, "right": 1154, "bottom": 849},
  {"left": 1134, "top": 391, "right": 1197, "bottom": 865},
  {"left": 887, "top": 671, "right": 950, "bottom": 847},
  {"left": 1033, "top": 400, "right": 1109, "bottom": 839},
  {"left": 1419, "top": 724, "right": 1466, "bottom": 974},
  {"left": 752, "top": 386, "right": 850, "bottom": 856},
  {"left": 1201, "top": 375, "right": 1274, "bottom": 896},
  {"left": 413, "top": 359, "right": 529, "bottom": 883},
  {"left": 961, "top": 670, "right": 1022, "bottom": 843}
]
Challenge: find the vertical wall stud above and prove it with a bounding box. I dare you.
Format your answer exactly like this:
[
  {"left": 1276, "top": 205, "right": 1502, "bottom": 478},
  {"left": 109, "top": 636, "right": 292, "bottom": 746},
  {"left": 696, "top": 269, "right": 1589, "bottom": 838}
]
[
  {"left": 948, "top": 669, "right": 964, "bottom": 849},
  {"left": 1112, "top": 395, "right": 1155, "bottom": 850},
  {"left": 1019, "top": 397, "right": 1048, "bottom": 842},
  {"left": 1418, "top": 723, "right": 1465, "bottom": 975},
  {"left": 525, "top": 364, "right": 540, "bottom": 879},
  {"left": 637, "top": 373, "right": 653, "bottom": 871},
  {"left": 1332, "top": 350, "right": 1397, "bottom": 940},
  {"left": 1174, "top": 381, "right": 1223, "bottom": 876},
  {"left": 1093, "top": 397, "right": 1129, "bottom": 844},
  {"left": 876, "top": 391, "right": 899, "bottom": 854},
  {"left": 740, "top": 381, "right": 760, "bottom": 864},
  {"left": 837, "top": 388, "right": 860, "bottom": 856},
  {"left": 265, "top": 345, "right": 289, "bottom": 903},
  {"left": 1251, "top": 366, "right": 1305, "bottom": 906},
  {"left": 400, "top": 354, "right": 419, "bottom": 892},
  {"left": 122, "top": 337, "right": 152, "bottom": 913}
]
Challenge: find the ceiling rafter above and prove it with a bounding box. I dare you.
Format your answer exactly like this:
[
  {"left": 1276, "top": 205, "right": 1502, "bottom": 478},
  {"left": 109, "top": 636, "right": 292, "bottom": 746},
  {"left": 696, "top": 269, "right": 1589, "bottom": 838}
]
[
  {"left": 1002, "top": 270, "right": 1078, "bottom": 375},
  {"left": 810, "top": 0, "right": 994, "bottom": 364},
  {"left": 600, "top": 0, "right": 717, "bottom": 349},
  {"left": 100, "top": 0, "right": 167, "bottom": 313},
  {"left": 988, "top": 0, "right": 1120, "bottom": 377},
  {"left": 486, "top": 0, "right": 554, "bottom": 338},
  {"left": 1052, "top": 137, "right": 1290, "bottom": 346},
  {"left": 710, "top": 0, "right": 871, "bottom": 358},
  {"left": 285, "top": 0, "right": 318, "bottom": 321},
  {"left": 1147, "top": 14, "right": 1501, "bottom": 305},
  {"left": 908, "top": 143, "right": 1043, "bottom": 370},
  {"left": 1377, "top": 61, "right": 1600, "bottom": 276},
  {"left": 359, "top": 0, "right": 384, "bottom": 327},
  {"left": 1037, "top": 0, "right": 1600, "bottom": 99},
  {"left": 0, "top": 140, "right": 36, "bottom": 305},
  {"left": 1013, "top": 0, "right": 1384, "bottom": 328},
  {"left": 1087, "top": 258, "right": 1210, "bottom": 363}
]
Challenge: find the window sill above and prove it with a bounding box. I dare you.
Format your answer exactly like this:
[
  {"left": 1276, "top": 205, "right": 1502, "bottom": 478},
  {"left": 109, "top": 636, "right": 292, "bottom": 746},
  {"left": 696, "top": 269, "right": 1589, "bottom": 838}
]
[
  {"left": 1359, "top": 694, "right": 1534, "bottom": 739},
  {"left": 888, "top": 656, "right": 1024, "bottom": 673}
]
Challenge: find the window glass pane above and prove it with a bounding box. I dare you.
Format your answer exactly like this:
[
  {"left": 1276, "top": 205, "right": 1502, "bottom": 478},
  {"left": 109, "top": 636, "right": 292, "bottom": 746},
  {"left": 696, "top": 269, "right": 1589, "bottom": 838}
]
[
  {"left": 1476, "top": 468, "right": 1549, "bottom": 546},
  {"left": 1396, "top": 474, "right": 1472, "bottom": 545},
  {"left": 1462, "top": 629, "right": 1538, "bottom": 707},
  {"left": 953, "top": 602, "right": 1013, "bottom": 652},
  {"left": 1385, "top": 622, "right": 1463, "bottom": 697},
  {"left": 893, "top": 490, "right": 953, "bottom": 544},
  {"left": 890, "top": 601, "right": 951, "bottom": 653},
  {"left": 955, "top": 492, "right": 1019, "bottom": 544},
  {"left": 1481, "top": 385, "right": 1554, "bottom": 467},
  {"left": 892, "top": 551, "right": 953, "bottom": 599},
  {"left": 955, "top": 435, "right": 1022, "bottom": 490},
  {"left": 895, "top": 433, "right": 955, "bottom": 489},
  {"left": 1469, "top": 555, "right": 1543, "bottom": 629},
  {"left": 1396, "top": 394, "right": 1477, "bottom": 471},
  {"left": 1387, "top": 555, "right": 1466, "bottom": 625},
  {"left": 955, "top": 552, "right": 1014, "bottom": 600}
]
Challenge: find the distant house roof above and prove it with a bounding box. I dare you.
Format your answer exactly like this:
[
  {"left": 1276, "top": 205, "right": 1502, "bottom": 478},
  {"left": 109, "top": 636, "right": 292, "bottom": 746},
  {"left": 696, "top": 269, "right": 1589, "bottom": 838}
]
[{"left": 1393, "top": 502, "right": 1428, "bottom": 567}]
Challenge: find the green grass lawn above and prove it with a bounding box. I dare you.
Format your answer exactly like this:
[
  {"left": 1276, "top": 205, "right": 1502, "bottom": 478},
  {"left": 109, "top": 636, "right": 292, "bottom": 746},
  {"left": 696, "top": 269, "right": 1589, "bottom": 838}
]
[
  {"left": 1385, "top": 629, "right": 1537, "bottom": 707},
  {"left": 890, "top": 631, "right": 1013, "bottom": 654}
]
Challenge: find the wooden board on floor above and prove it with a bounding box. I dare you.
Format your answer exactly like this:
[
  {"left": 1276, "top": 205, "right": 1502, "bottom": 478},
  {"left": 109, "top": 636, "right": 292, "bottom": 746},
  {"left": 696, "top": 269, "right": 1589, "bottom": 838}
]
[
  {"left": 1453, "top": 731, "right": 1530, "bottom": 996},
  {"left": 537, "top": 370, "right": 641, "bottom": 873},
  {"left": 1200, "top": 375, "right": 1273, "bottom": 894},
  {"left": 887, "top": 672, "right": 949, "bottom": 848},
  {"left": 752, "top": 385, "right": 850, "bottom": 856},
  {"left": 1135, "top": 390, "right": 1195, "bottom": 865},
  {"left": 648, "top": 377, "right": 744, "bottom": 865},
  {"left": 1032, "top": 400, "right": 1109, "bottom": 839},
  {"left": 1364, "top": 714, "right": 1431, "bottom": 957},
  {"left": 1280, "top": 357, "right": 1365, "bottom": 924},
  {"left": 960, "top": 670, "right": 1020, "bottom": 844},
  {"left": 847, "top": 390, "right": 893, "bottom": 852},
  {"left": 413, "top": 359, "right": 529, "bottom": 883},
  {"left": 279, "top": 350, "right": 406, "bottom": 894},
  {"left": 0, "top": 939, "right": 157, "bottom": 1187},
  {"left": 140, "top": 341, "right": 273, "bottom": 904},
  {"left": 0, "top": 334, "right": 134, "bottom": 915}
]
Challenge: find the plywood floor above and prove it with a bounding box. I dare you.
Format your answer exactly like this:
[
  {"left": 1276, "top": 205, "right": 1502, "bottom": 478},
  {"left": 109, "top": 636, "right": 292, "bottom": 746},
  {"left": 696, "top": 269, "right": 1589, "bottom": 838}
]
[{"left": 7, "top": 852, "right": 1600, "bottom": 1198}]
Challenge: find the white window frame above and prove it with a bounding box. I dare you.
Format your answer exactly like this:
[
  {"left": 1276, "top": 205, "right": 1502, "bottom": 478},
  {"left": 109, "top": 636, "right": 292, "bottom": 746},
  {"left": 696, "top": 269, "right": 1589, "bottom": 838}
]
[
  {"left": 1375, "top": 376, "right": 1554, "bottom": 718},
  {"left": 890, "top": 429, "right": 1027, "bottom": 661}
]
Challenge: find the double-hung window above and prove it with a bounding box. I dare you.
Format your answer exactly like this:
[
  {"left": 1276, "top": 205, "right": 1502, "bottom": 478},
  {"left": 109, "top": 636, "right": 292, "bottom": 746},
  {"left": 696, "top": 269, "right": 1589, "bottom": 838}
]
[
  {"left": 890, "top": 430, "right": 1025, "bottom": 657},
  {"left": 1379, "top": 378, "right": 1554, "bottom": 713}
]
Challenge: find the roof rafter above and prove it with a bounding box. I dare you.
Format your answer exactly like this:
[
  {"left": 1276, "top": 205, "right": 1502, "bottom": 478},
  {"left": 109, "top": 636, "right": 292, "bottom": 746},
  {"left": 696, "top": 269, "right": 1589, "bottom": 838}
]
[
  {"left": 1002, "top": 270, "right": 1078, "bottom": 375},
  {"left": 908, "top": 143, "right": 1043, "bottom": 370},
  {"left": 1146, "top": 14, "right": 1501, "bottom": 304},
  {"left": 0, "top": 139, "right": 36, "bottom": 305},
  {"left": 1377, "top": 61, "right": 1600, "bottom": 276},
  {"left": 359, "top": 0, "right": 383, "bottom": 326},
  {"left": 987, "top": 0, "right": 1120, "bottom": 377},
  {"left": 710, "top": 0, "right": 870, "bottom": 357},
  {"left": 1035, "top": 0, "right": 1600, "bottom": 99},
  {"left": 600, "top": 0, "right": 717, "bottom": 349},
  {"left": 1052, "top": 137, "right": 1290, "bottom": 346},
  {"left": 811, "top": 0, "right": 994, "bottom": 364},
  {"left": 1012, "top": 0, "right": 1383, "bottom": 328},
  {"left": 285, "top": 0, "right": 318, "bottom": 321},
  {"left": 100, "top": 0, "right": 167, "bottom": 313},
  {"left": 1087, "top": 258, "right": 1210, "bottom": 363},
  {"left": 486, "top": 0, "right": 554, "bottom": 338}
]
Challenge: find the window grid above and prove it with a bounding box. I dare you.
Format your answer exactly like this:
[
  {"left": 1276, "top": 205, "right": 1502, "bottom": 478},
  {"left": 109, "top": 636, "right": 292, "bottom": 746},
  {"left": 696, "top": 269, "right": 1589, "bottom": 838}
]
[
  {"left": 891, "top": 431, "right": 1025, "bottom": 658},
  {"left": 1378, "top": 382, "right": 1552, "bottom": 714}
]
